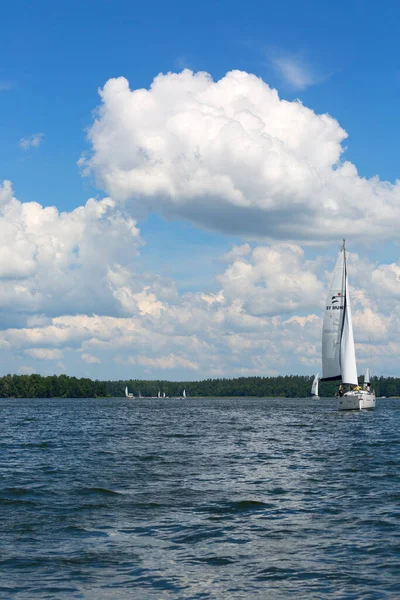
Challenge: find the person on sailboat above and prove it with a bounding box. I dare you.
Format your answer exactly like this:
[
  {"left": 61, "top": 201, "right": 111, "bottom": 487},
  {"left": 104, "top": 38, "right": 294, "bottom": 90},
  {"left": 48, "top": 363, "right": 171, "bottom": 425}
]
[{"left": 339, "top": 385, "right": 344, "bottom": 397}]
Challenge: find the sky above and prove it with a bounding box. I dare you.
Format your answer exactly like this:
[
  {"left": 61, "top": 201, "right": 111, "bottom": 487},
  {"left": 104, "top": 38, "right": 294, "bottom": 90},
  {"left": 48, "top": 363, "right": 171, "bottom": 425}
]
[{"left": 1, "top": 0, "right": 400, "bottom": 381}]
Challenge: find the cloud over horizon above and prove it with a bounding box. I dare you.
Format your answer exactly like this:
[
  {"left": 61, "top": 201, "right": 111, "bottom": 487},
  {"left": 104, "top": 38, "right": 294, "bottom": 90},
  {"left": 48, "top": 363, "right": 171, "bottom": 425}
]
[
  {"left": 2, "top": 68, "right": 400, "bottom": 379},
  {"left": 0, "top": 181, "right": 399, "bottom": 380}
]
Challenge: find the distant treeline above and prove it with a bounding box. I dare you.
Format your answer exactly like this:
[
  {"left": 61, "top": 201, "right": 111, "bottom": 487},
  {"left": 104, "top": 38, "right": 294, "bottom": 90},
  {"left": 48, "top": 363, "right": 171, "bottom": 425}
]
[{"left": 0, "top": 373, "right": 397, "bottom": 398}]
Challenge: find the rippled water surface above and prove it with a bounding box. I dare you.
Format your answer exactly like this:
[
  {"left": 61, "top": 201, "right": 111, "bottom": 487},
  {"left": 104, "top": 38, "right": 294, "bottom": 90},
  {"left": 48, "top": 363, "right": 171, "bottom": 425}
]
[{"left": 1, "top": 397, "right": 399, "bottom": 599}]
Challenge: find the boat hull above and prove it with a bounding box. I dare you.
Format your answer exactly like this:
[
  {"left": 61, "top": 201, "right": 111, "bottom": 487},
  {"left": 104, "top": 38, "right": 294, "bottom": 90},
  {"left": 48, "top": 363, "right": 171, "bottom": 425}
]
[{"left": 337, "top": 390, "right": 376, "bottom": 411}]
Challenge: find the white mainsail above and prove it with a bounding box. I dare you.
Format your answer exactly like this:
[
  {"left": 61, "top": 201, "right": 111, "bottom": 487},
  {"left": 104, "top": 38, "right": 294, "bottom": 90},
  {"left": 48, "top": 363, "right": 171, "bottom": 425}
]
[
  {"left": 311, "top": 374, "right": 319, "bottom": 397},
  {"left": 158, "top": 390, "right": 161, "bottom": 398},
  {"left": 340, "top": 270, "right": 358, "bottom": 385},
  {"left": 183, "top": 389, "right": 186, "bottom": 398},
  {"left": 322, "top": 241, "right": 358, "bottom": 386}
]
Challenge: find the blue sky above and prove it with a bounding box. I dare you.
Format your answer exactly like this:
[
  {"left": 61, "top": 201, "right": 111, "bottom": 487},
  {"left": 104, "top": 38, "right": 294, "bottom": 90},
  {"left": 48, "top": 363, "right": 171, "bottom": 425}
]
[
  {"left": 1, "top": 0, "right": 400, "bottom": 380},
  {"left": 3, "top": 0, "right": 400, "bottom": 206}
]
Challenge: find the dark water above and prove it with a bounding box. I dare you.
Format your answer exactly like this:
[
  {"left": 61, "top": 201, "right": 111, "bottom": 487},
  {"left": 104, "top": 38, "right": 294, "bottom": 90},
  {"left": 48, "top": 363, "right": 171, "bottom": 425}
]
[{"left": 1, "top": 397, "right": 399, "bottom": 599}]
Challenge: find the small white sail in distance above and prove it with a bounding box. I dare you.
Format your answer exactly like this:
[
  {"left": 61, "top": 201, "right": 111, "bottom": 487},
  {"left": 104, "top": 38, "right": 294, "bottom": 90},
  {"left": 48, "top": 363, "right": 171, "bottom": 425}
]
[
  {"left": 321, "top": 241, "right": 358, "bottom": 386},
  {"left": 311, "top": 374, "right": 319, "bottom": 397},
  {"left": 364, "top": 367, "right": 371, "bottom": 389},
  {"left": 125, "top": 386, "right": 134, "bottom": 398},
  {"left": 182, "top": 389, "right": 186, "bottom": 398}
]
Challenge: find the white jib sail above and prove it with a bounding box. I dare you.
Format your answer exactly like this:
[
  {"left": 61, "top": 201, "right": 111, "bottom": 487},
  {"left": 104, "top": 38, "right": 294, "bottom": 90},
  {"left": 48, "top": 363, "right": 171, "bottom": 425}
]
[
  {"left": 364, "top": 368, "right": 370, "bottom": 385},
  {"left": 340, "top": 269, "right": 358, "bottom": 386},
  {"left": 322, "top": 248, "right": 346, "bottom": 380},
  {"left": 311, "top": 374, "right": 319, "bottom": 396}
]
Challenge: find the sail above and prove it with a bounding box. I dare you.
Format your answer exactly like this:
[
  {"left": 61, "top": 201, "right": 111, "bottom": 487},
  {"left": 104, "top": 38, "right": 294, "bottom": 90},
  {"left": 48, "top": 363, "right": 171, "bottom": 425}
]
[
  {"left": 321, "top": 248, "right": 346, "bottom": 380},
  {"left": 311, "top": 374, "right": 319, "bottom": 396},
  {"left": 364, "top": 367, "right": 370, "bottom": 385},
  {"left": 340, "top": 270, "right": 358, "bottom": 385},
  {"left": 183, "top": 389, "right": 186, "bottom": 398},
  {"left": 125, "top": 386, "right": 128, "bottom": 397},
  {"left": 163, "top": 392, "right": 166, "bottom": 398},
  {"left": 158, "top": 390, "right": 161, "bottom": 398}
]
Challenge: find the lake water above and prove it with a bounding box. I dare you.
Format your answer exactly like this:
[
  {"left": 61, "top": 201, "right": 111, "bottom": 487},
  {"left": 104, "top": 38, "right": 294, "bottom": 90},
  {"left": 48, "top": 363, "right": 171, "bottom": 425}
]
[{"left": 1, "top": 397, "right": 399, "bottom": 599}]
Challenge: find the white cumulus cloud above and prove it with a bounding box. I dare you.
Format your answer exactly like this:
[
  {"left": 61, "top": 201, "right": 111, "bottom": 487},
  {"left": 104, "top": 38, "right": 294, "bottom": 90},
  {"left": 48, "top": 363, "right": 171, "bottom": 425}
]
[
  {"left": 82, "top": 69, "right": 400, "bottom": 243},
  {"left": 0, "top": 180, "right": 142, "bottom": 320}
]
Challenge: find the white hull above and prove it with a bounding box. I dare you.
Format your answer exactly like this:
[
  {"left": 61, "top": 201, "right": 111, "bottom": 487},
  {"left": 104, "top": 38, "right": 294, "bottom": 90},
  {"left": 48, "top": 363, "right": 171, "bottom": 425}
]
[
  {"left": 337, "top": 390, "right": 376, "bottom": 411},
  {"left": 312, "top": 395, "right": 319, "bottom": 400}
]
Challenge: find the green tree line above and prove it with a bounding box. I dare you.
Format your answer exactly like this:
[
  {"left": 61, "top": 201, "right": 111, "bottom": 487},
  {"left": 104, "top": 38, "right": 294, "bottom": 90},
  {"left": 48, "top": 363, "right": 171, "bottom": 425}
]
[{"left": 0, "top": 373, "right": 396, "bottom": 398}]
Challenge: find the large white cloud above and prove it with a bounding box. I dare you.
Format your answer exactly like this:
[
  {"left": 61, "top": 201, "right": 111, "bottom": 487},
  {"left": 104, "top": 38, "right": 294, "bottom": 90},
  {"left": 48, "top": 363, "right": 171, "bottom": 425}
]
[
  {"left": 83, "top": 69, "right": 400, "bottom": 242},
  {"left": 218, "top": 243, "right": 324, "bottom": 316},
  {"left": 0, "top": 180, "right": 141, "bottom": 321},
  {"left": 1, "top": 212, "right": 400, "bottom": 379}
]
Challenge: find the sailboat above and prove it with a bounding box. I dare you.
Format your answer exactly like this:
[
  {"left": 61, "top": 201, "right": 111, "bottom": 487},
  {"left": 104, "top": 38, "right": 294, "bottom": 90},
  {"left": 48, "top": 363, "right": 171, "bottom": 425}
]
[
  {"left": 125, "top": 386, "right": 134, "bottom": 398},
  {"left": 321, "top": 240, "right": 376, "bottom": 411},
  {"left": 158, "top": 390, "right": 161, "bottom": 399},
  {"left": 363, "top": 367, "right": 371, "bottom": 390},
  {"left": 182, "top": 389, "right": 186, "bottom": 399},
  {"left": 311, "top": 374, "right": 319, "bottom": 399}
]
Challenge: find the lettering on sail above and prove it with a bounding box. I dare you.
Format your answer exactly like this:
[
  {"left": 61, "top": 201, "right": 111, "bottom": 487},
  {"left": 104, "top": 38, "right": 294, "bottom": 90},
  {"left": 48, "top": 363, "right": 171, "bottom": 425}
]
[{"left": 326, "top": 292, "right": 343, "bottom": 310}]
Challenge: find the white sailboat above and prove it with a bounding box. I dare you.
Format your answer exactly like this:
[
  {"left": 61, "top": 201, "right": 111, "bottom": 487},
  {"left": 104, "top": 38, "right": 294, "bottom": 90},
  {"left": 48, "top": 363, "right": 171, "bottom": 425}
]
[
  {"left": 158, "top": 390, "right": 161, "bottom": 398},
  {"left": 311, "top": 374, "right": 319, "bottom": 399},
  {"left": 321, "top": 240, "right": 376, "bottom": 411},
  {"left": 125, "top": 386, "right": 134, "bottom": 398},
  {"left": 363, "top": 367, "right": 371, "bottom": 390},
  {"left": 182, "top": 389, "right": 186, "bottom": 399}
]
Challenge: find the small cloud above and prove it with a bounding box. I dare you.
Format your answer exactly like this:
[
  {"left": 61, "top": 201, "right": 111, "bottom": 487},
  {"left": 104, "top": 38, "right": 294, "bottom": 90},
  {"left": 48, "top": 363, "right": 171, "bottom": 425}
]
[
  {"left": 25, "top": 348, "right": 63, "bottom": 360},
  {"left": 81, "top": 353, "right": 100, "bottom": 364},
  {"left": 136, "top": 354, "right": 199, "bottom": 371},
  {"left": 19, "top": 133, "right": 45, "bottom": 150},
  {"left": 174, "top": 56, "right": 192, "bottom": 70},
  {"left": 0, "top": 81, "right": 16, "bottom": 92},
  {"left": 19, "top": 366, "right": 35, "bottom": 375},
  {"left": 268, "top": 51, "right": 326, "bottom": 90}
]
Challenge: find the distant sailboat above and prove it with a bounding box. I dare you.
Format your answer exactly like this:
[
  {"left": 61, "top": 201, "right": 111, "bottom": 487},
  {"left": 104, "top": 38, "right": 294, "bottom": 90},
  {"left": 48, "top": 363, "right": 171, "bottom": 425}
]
[
  {"left": 162, "top": 391, "right": 166, "bottom": 398},
  {"left": 363, "top": 367, "right": 371, "bottom": 390},
  {"left": 125, "top": 386, "right": 134, "bottom": 399},
  {"left": 158, "top": 390, "right": 161, "bottom": 398},
  {"left": 182, "top": 389, "right": 186, "bottom": 398},
  {"left": 311, "top": 374, "right": 319, "bottom": 399},
  {"left": 321, "top": 240, "right": 376, "bottom": 410}
]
